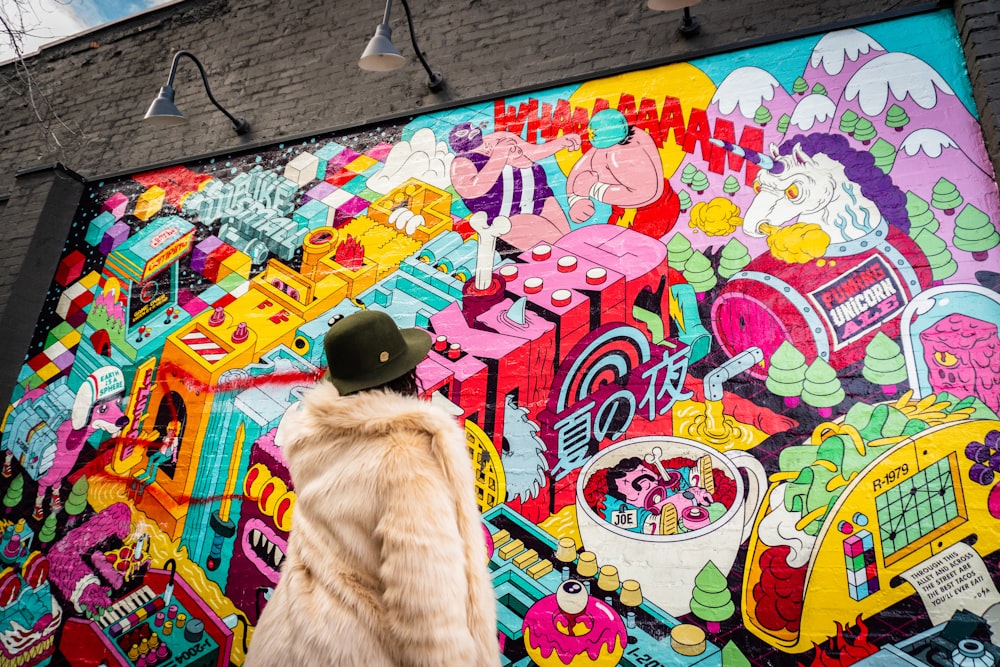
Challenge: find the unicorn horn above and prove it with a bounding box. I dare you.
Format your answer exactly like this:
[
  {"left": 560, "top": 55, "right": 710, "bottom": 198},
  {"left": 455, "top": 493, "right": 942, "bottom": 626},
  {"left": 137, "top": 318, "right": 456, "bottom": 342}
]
[{"left": 709, "top": 138, "right": 785, "bottom": 174}]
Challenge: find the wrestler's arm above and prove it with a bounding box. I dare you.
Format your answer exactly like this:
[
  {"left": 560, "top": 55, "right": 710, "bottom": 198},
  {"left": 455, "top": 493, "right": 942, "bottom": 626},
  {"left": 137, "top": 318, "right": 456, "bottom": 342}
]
[
  {"left": 375, "top": 430, "right": 479, "bottom": 666},
  {"left": 517, "top": 133, "right": 581, "bottom": 161}
]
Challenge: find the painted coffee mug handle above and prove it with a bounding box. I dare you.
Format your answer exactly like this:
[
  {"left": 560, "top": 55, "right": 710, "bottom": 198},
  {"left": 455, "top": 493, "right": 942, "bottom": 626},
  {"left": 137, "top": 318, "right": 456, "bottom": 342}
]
[{"left": 724, "top": 450, "right": 768, "bottom": 543}]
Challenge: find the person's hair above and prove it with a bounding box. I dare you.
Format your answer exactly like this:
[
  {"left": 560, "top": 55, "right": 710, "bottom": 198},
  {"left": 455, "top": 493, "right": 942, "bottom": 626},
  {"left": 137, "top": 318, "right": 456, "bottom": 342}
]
[
  {"left": 606, "top": 457, "right": 644, "bottom": 502},
  {"left": 365, "top": 367, "right": 421, "bottom": 397}
]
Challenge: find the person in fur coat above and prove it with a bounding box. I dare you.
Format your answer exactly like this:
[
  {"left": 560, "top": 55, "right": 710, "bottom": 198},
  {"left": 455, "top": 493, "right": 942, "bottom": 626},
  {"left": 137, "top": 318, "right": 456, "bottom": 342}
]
[{"left": 245, "top": 310, "right": 501, "bottom": 667}]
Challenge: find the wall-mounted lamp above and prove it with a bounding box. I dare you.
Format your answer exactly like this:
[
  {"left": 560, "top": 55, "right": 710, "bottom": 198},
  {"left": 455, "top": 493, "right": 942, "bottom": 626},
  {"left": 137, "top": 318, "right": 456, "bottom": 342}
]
[
  {"left": 359, "top": 0, "right": 444, "bottom": 92},
  {"left": 648, "top": 0, "right": 702, "bottom": 37},
  {"left": 144, "top": 50, "right": 250, "bottom": 135}
]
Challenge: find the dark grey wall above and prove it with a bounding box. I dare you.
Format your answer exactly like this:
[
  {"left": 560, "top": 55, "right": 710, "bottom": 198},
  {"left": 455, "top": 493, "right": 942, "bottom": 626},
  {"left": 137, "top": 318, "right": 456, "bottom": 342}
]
[
  {"left": 0, "top": 0, "right": 997, "bottom": 333},
  {"left": 0, "top": 165, "right": 84, "bottom": 409}
]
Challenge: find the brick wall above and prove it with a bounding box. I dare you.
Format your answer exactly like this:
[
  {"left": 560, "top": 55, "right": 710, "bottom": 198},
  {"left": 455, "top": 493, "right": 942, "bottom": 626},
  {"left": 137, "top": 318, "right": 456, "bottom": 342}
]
[{"left": 0, "top": 0, "right": 997, "bottom": 327}]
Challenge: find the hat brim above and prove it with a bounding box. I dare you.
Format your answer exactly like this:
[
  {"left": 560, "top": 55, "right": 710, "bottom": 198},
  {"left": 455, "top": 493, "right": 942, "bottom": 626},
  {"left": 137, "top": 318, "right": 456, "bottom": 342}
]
[{"left": 325, "top": 326, "right": 433, "bottom": 395}]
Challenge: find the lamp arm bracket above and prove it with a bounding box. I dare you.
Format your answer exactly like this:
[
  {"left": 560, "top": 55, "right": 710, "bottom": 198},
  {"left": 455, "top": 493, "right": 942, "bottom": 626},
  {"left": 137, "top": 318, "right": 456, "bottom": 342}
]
[{"left": 165, "top": 50, "right": 250, "bottom": 134}]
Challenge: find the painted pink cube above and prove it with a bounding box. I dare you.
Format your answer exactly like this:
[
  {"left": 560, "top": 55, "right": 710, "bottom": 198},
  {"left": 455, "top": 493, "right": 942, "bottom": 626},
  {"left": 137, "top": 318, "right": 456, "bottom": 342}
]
[
  {"left": 366, "top": 143, "right": 394, "bottom": 162},
  {"left": 843, "top": 535, "right": 864, "bottom": 558},
  {"left": 102, "top": 192, "right": 129, "bottom": 219},
  {"left": 181, "top": 296, "right": 209, "bottom": 317},
  {"left": 327, "top": 149, "right": 360, "bottom": 171}
]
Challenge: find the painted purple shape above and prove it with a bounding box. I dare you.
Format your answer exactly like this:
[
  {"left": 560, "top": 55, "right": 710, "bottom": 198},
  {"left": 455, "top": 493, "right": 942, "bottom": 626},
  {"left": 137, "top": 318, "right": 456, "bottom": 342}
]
[
  {"left": 304, "top": 181, "right": 336, "bottom": 203},
  {"left": 176, "top": 287, "right": 197, "bottom": 307},
  {"left": 366, "top": 143, "right": 394, "bottom": 162},
  {"left": 327, "top": 148, "right": 360, "bottom": 171},
  {"left": 51, "top": 350, "right": 75, "bottom": 370},
  {"left": 99, "top": 221, "right": 131, "bottom": 256},
  {"left": 102, "top": 192, "right": 129, "bottom": 219},
  {"left": 191, "top": 235, "right": 224, "bottom": 275}
]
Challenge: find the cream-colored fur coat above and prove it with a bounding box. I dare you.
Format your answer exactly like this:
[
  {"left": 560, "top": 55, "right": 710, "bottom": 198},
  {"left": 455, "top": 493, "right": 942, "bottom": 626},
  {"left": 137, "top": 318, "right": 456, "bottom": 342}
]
[{"left": 245, "top": 382, "right": 501, "bottom": 667}]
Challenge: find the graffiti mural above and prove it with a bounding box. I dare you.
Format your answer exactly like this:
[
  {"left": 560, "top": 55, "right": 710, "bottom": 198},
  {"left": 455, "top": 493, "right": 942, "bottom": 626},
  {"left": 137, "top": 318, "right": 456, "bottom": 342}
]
[{"left": 2, "top": 10, "right": 1000, "bottom": 666}]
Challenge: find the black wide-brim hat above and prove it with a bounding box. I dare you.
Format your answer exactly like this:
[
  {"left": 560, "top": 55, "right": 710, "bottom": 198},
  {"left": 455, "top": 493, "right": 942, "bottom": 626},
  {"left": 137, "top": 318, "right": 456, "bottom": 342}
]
[{"left": 323, "top": 310, "right": 432, "bottom": 395}]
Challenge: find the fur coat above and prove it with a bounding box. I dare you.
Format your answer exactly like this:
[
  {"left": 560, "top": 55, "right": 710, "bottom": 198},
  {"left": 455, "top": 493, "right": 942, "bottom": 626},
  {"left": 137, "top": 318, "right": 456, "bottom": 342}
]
[{"left": 245, "top": 382, "right": 501, "bottom": 667}]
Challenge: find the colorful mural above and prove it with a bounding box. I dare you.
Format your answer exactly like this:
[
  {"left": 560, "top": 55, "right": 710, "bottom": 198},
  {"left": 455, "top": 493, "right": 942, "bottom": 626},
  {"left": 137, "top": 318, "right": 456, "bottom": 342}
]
[{"left": 1, "top": 10, "right": 999, "bottom": 667}]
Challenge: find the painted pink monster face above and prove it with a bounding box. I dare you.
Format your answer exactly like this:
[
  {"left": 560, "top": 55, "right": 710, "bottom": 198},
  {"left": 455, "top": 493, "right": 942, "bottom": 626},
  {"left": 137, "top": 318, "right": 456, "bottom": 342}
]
[
  {"left": 614, "top": 466, "right": 668, "bottom": 511},
  {"left": 920, "top": 314, "right": 1000, "bottom": 413}
]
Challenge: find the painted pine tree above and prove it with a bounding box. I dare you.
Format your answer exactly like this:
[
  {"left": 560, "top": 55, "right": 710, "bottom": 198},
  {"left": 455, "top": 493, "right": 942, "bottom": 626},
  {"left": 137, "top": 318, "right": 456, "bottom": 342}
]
[
  {"left": 777, "top": 114, "right": 791, "bottom": 134},
  {"left": 721, "top": 641, "right": 751, "bottom": 667},
  {"left": 754, "top": 105, "right": 772, "bottom": 126},
  {"left": 906, "top": 191, "right": 940, "bottom": 236},
  {"left": 862, "top": 332, "right": 908, "bottom": 396},
  {"left": 3, "top": 474, "right": 23, "bottom": 514},
  {"left": 678, "top": 190, "right": 693, "bottom": 212},
  {"left": 65, "top": 476, "right": 89, "bottom": 527},
  {"left": 870, "top": 138, "right": 896, "bottom": 175},
  {"left": 953, "top": 204, "right": 999, "bottom": 261},
  {"left": 793, "top": 76, "right": 808, "bottom": 95},
  {"left": 801, "top": 358, "right": 846, "bottom": 418},
  {"left": 931, "top": 177, "right": 964, "bottom": 215},
  {"left": 681, "top": 164, "right": 698, "bottom": 185},
  {"left": 38, "top": 512, "right": 58, "bottom": 544},
  {"left": 683, "top": 250, "right": 717, "bottom": 299},
  {"left": 766, "top": 341, "right": 807, "bottom": 408},
  {"left": 667, "top": 233, "right": 694, "bottom": 272},
  {"left": 691, "top": 171, "right": 710, "bottom": 194},
  {"left": 723, "top": 176, "right": 740, "bottom": 197},
  {"left": 912, "top": 228, "right": 958, "bottom": 283},
  {"left": 839, "top": 109, "right": 859, "bottom": 135},
  {"left": 853, "top": 118, "right": 876, "bottom": 145},
  {"left": 885, "top": 104, "right": 910, "bottom": 131},
  {"left": 718, "top": 238, "right": 751, "bottom": 279},
  {"left": 690, "top": 561, "right": 735, "bottom": 633}
]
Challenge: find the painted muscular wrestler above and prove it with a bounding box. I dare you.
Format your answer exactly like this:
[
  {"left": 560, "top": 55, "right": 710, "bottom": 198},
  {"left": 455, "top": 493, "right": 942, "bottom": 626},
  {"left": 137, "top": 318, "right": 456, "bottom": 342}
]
[
  {"left": 566, "top": 109, "right": 679, "bottom": 239},
  {"left": 449, "top": 122, "right": 580, "bottom": 250}
]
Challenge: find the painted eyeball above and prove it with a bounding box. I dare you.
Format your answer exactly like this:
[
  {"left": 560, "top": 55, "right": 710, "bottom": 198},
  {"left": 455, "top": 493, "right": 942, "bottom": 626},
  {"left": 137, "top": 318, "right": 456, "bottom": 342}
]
[
  {"left": 933, "top": 350, "right": 958, "bottom": 367},
  {"left": 784, "top": 183, "right": 800, "bottom": 200},
  {"left": 752, "top": 180, "right": 762, "bottom": 194},
  {"left": 556, "top": 579, "right": 589, "bottom": 615}
]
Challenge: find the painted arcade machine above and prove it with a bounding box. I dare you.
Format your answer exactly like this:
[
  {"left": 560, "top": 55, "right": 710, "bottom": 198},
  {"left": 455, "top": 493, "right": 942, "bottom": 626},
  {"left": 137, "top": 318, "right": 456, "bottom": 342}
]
[{"left": 86, "top": 216, "right": 197, "bottom": 367}]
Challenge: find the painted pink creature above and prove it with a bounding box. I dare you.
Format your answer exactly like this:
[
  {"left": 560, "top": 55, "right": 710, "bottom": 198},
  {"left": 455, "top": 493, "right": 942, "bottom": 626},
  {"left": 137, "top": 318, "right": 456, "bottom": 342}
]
[
  {"left": 920, "top": 314, "right": 1000, "bottom": 413},
  {"left": 522, "top": 579, "right": 628, "bottom": 667},
  {"left": 31, "top": 366, "right": 129, "bottom": 520},
  {"left": 47, "top": 503, "right": 142, "bottom": 616}
]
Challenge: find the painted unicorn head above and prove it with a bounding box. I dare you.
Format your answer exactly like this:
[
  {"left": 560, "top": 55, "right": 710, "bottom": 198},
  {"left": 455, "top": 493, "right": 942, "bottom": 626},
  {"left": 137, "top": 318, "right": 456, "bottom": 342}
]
[{"left": 712, "top": 133, "right": 909, "bottom": 244}]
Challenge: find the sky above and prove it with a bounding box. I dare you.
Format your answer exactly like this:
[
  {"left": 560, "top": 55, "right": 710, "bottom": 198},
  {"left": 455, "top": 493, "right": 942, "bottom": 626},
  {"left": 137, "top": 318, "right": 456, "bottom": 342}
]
[{"left": 0, "top": 0, "right": 172, "bottom": 62}]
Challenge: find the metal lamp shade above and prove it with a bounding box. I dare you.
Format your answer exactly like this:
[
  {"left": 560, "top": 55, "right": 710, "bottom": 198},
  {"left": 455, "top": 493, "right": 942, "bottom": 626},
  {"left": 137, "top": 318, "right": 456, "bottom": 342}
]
[
  {"left": 144, "top": 86, "right": 186, "bottom": 126},
  {"left": 359, "top": 24, "right": 406, "bottom": 71}
]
